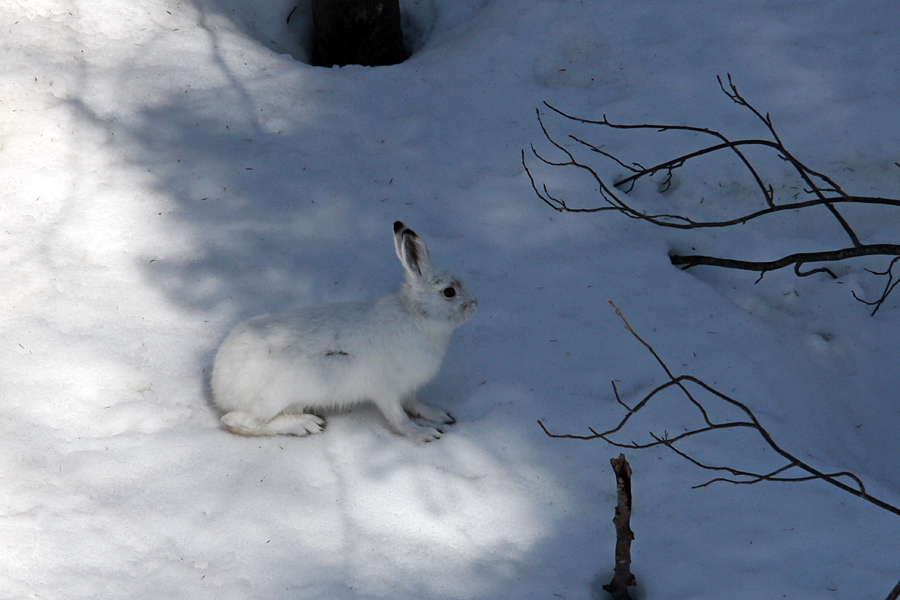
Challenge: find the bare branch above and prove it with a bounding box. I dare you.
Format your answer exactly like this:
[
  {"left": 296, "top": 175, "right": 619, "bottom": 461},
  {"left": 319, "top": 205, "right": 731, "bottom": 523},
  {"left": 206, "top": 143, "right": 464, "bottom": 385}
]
[
  {"left": 670, "top": 244, "right": 900, "bottom": 275},
  {"left": 542, "top": 99, "right": 778, "bottom": 207},
  {"left": 539, "top": 301, "right": 900, "bottom": 519},
  {"left": 717, "top": 74, "right": 862, "bottom": 246},
  {"left": 524, "top": 76, "right": 900, "bottom": 311}
]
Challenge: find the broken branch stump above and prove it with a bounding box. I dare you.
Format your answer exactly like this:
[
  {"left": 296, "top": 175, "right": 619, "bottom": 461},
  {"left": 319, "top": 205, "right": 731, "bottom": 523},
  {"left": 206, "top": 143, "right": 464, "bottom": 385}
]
[{"left": 604, "top": 454, "right": 636, "bottom": 600}]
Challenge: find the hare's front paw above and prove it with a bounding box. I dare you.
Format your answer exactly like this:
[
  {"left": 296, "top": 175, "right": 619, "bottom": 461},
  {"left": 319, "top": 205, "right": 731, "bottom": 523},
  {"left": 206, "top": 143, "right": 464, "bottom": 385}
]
[
  {"left": 399, "top": 421, "right": 443, "bottom": 443},
  {"left": 405, "top": 400, "right": 455, "bottom": 426}
]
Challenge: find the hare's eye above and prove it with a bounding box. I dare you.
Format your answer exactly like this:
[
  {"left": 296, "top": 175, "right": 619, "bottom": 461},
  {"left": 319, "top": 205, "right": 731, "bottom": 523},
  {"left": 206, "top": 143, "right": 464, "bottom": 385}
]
[{"left": 442, "top": 286, "right": 457, "bottom": 299}]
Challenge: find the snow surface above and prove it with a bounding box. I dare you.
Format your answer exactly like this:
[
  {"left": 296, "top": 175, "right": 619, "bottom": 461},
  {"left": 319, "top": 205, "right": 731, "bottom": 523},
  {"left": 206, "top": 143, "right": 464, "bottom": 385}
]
[{"left": 2, "top": 0, "right": 900, "bottom": 598}]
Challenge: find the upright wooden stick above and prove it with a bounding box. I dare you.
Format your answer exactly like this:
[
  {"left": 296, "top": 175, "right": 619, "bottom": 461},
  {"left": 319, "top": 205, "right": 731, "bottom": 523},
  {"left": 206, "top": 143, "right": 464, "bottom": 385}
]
[{"left": 604, "top": 454, "right": 636, "bottom": 600}]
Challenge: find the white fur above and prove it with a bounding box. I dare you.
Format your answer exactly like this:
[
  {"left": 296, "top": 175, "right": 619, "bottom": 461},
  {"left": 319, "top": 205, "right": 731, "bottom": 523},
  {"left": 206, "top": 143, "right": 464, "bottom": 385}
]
[{"left": 211, "top": 221, "right": 477, "bottom": 442}]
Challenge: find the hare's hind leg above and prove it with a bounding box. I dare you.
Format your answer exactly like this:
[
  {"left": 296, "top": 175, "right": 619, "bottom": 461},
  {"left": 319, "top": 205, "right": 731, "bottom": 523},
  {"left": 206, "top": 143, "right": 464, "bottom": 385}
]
[{"left": 221, "top": 411, "right": 325, "bottom": 437}]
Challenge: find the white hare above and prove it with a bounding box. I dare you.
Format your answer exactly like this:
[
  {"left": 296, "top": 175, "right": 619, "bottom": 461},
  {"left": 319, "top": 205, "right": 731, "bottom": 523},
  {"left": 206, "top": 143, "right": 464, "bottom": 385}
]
[{"left": 211, "top": 221, "right": 477, "bottom": 442}]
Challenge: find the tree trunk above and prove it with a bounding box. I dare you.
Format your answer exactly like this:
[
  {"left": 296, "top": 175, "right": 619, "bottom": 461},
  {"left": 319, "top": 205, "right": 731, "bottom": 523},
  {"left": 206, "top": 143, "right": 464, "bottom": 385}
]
[{"left": 311, "top": 0, "right": 407, "bottom": 67}]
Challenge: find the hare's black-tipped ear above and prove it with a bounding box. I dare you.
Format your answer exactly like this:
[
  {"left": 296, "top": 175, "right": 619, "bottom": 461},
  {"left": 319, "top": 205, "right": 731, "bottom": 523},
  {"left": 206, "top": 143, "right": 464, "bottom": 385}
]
[
  {"left": 393, "top": 222, "right": 432, "bottom": 278},
  {"left": 393, "top": 221, "right": 409, "bottom": 263}
]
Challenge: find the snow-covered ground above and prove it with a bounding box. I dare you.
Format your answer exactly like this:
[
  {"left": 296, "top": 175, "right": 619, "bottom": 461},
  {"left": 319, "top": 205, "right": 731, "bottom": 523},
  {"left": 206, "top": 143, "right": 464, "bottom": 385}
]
[{"left": 2, "top": 0, "right": 899, "bottom": 598}]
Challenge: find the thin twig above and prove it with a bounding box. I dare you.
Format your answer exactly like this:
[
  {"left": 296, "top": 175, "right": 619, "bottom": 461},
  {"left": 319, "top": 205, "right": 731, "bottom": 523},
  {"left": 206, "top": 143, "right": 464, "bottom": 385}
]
[
  {"left": 852, "top": 257, "right": 900, "bottom": 315},
  {"left": 717, "top": 75, "right": 861, "bottom": 246},
  {"left": 886, "top": 578, "right": 900, "bottom": 600}
]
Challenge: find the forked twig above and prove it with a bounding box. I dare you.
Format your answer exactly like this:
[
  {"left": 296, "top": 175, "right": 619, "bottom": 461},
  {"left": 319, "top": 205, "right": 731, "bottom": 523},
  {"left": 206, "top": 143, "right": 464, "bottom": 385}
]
[{"left": 852, "top": 256, "right": 900, "bottom": 315}]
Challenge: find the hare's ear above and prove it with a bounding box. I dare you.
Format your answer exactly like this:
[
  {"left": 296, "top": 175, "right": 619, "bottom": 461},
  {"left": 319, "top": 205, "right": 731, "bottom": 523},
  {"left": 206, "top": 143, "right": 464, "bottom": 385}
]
[{"left": 393, "top": 221, "right": 433, "bottom": 278}]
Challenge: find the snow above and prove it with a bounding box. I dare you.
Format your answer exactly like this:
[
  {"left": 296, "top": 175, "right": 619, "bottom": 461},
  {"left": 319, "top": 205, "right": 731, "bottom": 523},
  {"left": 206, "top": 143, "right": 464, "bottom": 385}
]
[{"left": 2, "top": 0, "right": 899, "bottom": 598}]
